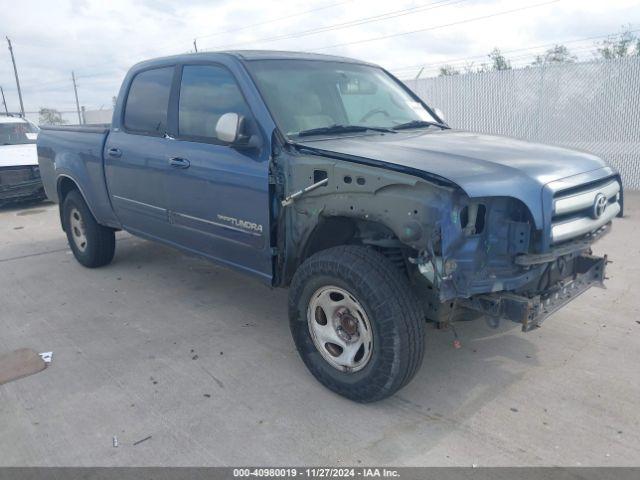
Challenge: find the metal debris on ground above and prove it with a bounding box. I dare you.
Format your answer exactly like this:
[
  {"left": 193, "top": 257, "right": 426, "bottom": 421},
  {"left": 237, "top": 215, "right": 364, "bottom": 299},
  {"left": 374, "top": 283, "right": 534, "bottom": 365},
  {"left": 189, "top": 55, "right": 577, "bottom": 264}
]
[{"left": 133, "top": 435, "right": 152, "bottom": 446}]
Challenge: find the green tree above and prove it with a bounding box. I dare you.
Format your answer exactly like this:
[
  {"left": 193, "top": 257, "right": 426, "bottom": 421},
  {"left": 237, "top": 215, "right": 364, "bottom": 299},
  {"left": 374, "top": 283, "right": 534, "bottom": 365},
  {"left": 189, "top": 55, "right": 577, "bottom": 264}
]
[
  {"left": 596, "top": 27, "right": 638, "bottom": 59},
  {"left": 39, "top": 108, "right": 67, "bottom": 125},
  {"left": 438, "top": 65, "right": 460, "bottom": 76},
  {"left": 532, "top": 44, "right": 577, "bottom": 65},
  {"left": 488, "top": 48, "right": 511, "bottom": 71}
]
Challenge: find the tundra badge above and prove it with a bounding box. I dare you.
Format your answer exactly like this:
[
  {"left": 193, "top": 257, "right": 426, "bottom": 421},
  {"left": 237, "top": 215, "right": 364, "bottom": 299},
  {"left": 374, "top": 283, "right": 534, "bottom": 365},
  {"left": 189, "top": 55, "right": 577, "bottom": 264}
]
[{"left": 217, "top": 214, "right": 263, "bottom": 234}]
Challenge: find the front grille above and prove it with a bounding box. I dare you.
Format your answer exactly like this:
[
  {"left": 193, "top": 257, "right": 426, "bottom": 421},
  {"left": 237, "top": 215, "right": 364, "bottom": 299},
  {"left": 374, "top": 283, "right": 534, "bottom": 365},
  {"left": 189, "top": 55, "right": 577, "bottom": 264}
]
[
  {"left": 551, "top": 177, "right": 621, "bottom": 244},
  {"left": 0, "top": 166, "right": 40, "bottom": 185}
]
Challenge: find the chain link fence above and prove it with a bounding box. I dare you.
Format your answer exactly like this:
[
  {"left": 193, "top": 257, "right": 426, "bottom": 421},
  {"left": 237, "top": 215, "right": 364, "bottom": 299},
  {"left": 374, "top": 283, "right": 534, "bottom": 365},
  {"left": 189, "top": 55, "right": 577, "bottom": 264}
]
[{"left": 405, "top": 57, "right": 640, "bottom": 189}]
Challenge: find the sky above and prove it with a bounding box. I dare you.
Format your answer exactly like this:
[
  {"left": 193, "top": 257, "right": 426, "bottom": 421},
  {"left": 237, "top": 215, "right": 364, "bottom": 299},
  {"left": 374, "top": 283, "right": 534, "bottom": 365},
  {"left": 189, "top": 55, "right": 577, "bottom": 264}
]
[{"left": 0, "top": 0, "right": 639, "bottom": 119}]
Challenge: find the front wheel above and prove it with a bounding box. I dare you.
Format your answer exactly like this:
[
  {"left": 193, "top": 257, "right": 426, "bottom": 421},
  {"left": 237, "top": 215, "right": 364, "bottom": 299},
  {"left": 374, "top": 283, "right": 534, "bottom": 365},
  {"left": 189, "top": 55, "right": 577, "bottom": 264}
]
[
  {"left": 289, "top": 246, "right": 425, "bottom": 402},
  {"left": 62, "top": 190, "right": 115, "bottom": 268}
]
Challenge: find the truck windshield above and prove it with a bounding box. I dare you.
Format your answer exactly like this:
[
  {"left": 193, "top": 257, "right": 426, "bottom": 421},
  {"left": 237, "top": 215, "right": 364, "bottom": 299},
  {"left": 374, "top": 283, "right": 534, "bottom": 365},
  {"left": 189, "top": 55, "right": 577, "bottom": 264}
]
[
  {"left": 246, "top": 60, "right": 437, "bottom": 137},
  {"left": 0, "top": 121, "right": 39, "bottom": 145}
]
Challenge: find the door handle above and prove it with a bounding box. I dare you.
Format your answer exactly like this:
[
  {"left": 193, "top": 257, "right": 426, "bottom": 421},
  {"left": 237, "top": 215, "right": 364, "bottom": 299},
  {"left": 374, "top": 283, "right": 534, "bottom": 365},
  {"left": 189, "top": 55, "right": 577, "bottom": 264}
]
[
  {"left": 169, "top": 157, "right": 190, "bottom": 169},
  {"left": 107, "top": 147, "right": 122, "bottom": 158}
]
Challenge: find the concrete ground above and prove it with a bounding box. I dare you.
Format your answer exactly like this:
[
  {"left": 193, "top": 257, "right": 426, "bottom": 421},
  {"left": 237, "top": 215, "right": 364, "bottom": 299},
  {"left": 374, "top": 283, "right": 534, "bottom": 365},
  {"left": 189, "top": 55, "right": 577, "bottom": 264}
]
[{"left": 0, "top": 194, "right": 639, "bottom": 467}]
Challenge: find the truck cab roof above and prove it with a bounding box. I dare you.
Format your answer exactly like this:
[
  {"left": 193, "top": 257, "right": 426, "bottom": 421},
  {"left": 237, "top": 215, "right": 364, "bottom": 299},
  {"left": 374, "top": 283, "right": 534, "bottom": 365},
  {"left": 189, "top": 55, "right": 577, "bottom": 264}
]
[{"left": 130, "top": 50, "right": 374, "bottom": 71}]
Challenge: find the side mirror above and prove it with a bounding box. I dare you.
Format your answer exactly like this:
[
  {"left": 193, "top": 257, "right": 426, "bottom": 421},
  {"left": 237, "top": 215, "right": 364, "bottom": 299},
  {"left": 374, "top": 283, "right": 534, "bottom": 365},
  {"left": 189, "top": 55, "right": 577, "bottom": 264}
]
[
  {"left": 215, "top": 112, "right": 242, "bottom": 143},
  {"left": 215, "top": 112, "right": 262, "bottom": 150},
  {"left": 434, "top": 107, "right": 445, "bottom": 122}
]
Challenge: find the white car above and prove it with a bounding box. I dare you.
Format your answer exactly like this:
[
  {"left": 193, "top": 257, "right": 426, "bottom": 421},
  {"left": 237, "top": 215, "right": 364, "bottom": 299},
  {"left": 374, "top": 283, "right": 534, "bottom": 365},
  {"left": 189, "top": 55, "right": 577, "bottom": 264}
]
[{"left": 0, "top": 115, "right": 45, "bottom": 205}]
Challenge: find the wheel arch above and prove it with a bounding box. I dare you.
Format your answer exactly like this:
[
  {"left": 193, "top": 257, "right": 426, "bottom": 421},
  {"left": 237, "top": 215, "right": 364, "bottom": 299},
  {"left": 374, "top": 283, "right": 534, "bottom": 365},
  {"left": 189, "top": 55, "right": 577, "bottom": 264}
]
[
  {"left": 300, "top": 215, "right": 359, "bottom": 263},
  {"left": 282, "top": 214, "right": 411, "bottom": 286},
  {"left": 57, "top": 175, "right": 82, "bottom": 231},
  {"left": 56, "top": 174, "right": 107, "bottom": 232},
  {"left": 57, "top": 174, "right": 80, "bottom": 203}
]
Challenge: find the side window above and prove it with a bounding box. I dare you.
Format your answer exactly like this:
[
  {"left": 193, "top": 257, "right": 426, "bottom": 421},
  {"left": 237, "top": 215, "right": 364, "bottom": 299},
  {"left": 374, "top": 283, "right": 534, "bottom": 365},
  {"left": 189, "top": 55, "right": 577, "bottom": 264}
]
[
  {"left": 178, "top": 65, "right": 250, "bottom": 140},
  {"left": 124, "top": 67, "right": 174, "bottom": 134}
]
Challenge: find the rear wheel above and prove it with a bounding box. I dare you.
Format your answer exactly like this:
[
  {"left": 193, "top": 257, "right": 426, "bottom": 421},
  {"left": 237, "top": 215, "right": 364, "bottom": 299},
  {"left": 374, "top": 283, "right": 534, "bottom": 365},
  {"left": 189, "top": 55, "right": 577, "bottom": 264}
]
[
  {"left": 289, "top": 245, "right": 425, "bottom": 402},
  {"left": 62, "top": 190, "right": 115, "bottom": 268}
]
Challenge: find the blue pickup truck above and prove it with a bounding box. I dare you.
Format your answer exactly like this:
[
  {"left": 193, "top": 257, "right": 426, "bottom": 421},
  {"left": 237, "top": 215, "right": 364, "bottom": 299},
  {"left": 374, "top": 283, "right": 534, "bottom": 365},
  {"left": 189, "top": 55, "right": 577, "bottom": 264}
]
[{"left": 37, "top": 51, "right": 622, "bottom": 402}]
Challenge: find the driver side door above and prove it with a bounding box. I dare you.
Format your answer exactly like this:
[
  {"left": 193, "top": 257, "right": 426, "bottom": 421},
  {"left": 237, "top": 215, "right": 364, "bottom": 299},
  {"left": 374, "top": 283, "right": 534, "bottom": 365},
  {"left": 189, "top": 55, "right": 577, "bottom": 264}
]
[{"left": 162, "top": 63, "right": 273, "bottom": 281}]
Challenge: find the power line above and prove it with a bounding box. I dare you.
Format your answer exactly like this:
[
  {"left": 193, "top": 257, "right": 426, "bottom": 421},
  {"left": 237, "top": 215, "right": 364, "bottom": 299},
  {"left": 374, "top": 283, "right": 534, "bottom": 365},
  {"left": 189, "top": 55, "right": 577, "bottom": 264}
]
[
  {"left": 63, "top": 0, "right": 550, "bottom": 79},
  {"left": 202, "top": 0, "right": 467, "bottom": 50},
  {"left": 17, "top": 0, "right": 636, "bottom": 102},
  {"left": 24, "top": 109, "right": 82, "bottom": 113},
  {"left": 75, "top": 71, "right": 126, "bottom": 80},
  {"left": 390, "top": 30, "right": 640, "bottom": 76},
  {"left": 19, "top": 28, "right": 633, "bottom": 91},
  {"left": 195, "top": 0, "right": 354, "bottom": 41},
  {"left": 71, "top": 2, "right": 354, "bottom": 75},
  {"left": 505, "top": 43, "right": 622, "bottom": 67},
  {"left": 68, "top": 0, "right": 454, "bottom": 78},
  {"left": 309, "top": 0, "right": 561, "bottom": 52},
  {"left": 399, "top": 48, "right": 580, "bottom": 76},
  {"left": 388, "top": 28, "right": 640, "bottom": 73},
  {"left": 393, "top": 43, "right": 630, "bottom": 79}
]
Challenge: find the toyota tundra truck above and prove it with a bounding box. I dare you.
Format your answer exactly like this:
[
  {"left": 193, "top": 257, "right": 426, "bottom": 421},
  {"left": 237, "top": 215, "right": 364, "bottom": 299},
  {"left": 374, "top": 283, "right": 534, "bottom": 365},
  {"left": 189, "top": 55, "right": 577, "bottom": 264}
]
[{"left": 37, "top": 51, "right": 622, "bottom": 402}]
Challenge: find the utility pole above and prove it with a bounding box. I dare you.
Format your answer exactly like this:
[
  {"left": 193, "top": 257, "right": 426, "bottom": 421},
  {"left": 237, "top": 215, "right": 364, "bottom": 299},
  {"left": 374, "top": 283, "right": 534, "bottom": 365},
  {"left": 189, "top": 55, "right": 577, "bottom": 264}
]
[
  {"left": 6, "top": 37, "right": 25, "bottom": 118},
  {"left": 193, "top": 39, "right": 198, "bottom": 52},
  {"left": 71, "top": 71, "right": 82, "bottom": 124},
  {"left": 0, "top": 86, "right": 8, "bottom": 115}
]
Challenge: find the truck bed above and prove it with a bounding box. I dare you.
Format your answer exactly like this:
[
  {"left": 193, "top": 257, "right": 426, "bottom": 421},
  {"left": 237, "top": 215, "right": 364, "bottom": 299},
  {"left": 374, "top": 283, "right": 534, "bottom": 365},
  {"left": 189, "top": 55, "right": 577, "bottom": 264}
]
[{"left": 37, "top": 125, "right": 120, "bottom": 228}]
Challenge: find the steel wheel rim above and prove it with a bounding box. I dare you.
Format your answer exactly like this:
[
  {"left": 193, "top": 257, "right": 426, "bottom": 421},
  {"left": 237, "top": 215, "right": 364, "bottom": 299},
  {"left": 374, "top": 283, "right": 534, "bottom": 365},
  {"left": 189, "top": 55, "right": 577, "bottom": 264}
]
[
  {"left": 307, "top": 285, "right": 373, "bottom": 373},
  {"left": 69, "top": 207, "right": 88, "bottom": 252}
]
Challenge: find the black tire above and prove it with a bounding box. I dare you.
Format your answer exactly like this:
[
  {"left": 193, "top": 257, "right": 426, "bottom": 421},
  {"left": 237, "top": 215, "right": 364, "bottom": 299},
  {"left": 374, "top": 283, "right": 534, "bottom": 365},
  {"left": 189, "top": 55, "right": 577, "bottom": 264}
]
[
  {"left": 62, "top": 190, "right": 115, "bottom": 268},
  {"left": 289, "top": 245, "right": 425, "bottom": 402}
]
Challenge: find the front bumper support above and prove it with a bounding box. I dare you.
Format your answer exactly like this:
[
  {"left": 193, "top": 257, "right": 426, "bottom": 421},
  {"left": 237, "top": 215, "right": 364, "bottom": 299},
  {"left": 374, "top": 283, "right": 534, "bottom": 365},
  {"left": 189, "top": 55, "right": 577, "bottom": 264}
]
[
  {"left": 0, "top": 179, "right": 45, "bottom": 204},
  {"left": 514, "top": 224, "right": 611, "bottom": 266},
  {"left": 459, "top": 254, "right": 607, "bottom": 331}
]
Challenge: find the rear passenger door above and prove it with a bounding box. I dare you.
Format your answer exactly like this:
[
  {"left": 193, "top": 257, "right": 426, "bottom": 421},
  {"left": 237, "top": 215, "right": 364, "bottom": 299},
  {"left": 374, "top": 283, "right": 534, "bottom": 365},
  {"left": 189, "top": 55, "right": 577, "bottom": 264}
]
[
  {"left": 162, "top": 63, "right": 273, "bottom": 281},
  {"left": 105, "top": 65, "right": 177, "bottom": 239}
]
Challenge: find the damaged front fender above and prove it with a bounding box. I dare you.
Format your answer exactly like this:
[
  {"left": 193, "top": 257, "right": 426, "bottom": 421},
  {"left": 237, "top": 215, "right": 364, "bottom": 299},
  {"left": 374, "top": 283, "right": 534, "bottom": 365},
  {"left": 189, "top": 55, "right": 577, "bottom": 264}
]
[
  {"left": 435, "top": 195, "right": 537, "bottom": 301},
  {"left": 277, "top": 151, "right": 458, "bottom": 284}
]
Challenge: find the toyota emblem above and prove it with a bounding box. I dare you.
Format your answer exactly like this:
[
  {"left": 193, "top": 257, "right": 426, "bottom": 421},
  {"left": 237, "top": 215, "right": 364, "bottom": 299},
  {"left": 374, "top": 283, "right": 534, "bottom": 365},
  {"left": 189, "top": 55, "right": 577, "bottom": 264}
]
[{"left": 592, "top": 193, "right": 608, "bottom": 219}]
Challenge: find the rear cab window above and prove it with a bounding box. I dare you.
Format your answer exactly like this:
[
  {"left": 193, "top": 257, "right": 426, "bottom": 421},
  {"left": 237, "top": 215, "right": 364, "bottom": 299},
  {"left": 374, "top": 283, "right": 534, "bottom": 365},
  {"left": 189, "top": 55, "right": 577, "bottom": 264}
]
[
  {"left": 123, "top": 67, "right": 174, "bottom": 135},
  {"left": 177, "top": 65, "right": 251, "bottom": 142}
]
